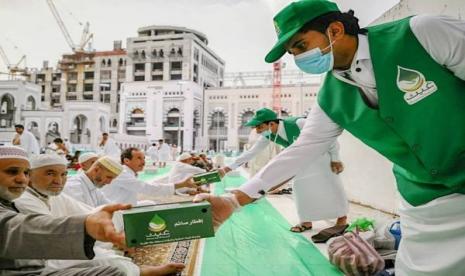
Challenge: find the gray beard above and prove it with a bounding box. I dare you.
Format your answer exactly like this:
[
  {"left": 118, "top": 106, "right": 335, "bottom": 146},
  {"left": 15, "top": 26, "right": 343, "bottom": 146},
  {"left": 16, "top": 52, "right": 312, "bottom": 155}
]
[{"left": 0, "top": 186, "right": 20, "bottom": 201}]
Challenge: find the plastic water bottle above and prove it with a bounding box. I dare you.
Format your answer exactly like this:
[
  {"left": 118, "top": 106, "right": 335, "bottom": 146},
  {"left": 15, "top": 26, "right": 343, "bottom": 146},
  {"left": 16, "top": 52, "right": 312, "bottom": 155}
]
[{"left": 389, "top": 221, "right": 401, "bottom": 250}]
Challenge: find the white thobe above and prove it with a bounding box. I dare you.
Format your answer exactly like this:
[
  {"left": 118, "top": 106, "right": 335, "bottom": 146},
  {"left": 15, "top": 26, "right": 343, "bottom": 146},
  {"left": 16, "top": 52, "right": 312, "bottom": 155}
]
[
  {"left": 244, "top": 130, "right": 281, "bottom": 177},
  {"left": 101, "top": 165, "right": 175, "bottom": 205},
  {"left": 14, "top": 188, "right": 140, "bottom": 275},
  {"left": 158, "top": 143, "right": 171, "bottom": 162},
  {"left": 146, "top": 146, "right": 159, "bottom": 161},
  {"left": 231, "top": 119, "right": 347, "bottom": 221},
  {"left": 63, "top": 171, "right": 111, "bottom": 207},
  {"left": 100, "top": 138, "right": 121, "bottom": 159},
  {"left": 168, "top": 162, "right": 205, "bottom": 183},
  {"left": 238, "top": 15, "right": 465, "bottom": 275},
  {"left": 15, "top": 130, "right": 40, "bottom": 156}
]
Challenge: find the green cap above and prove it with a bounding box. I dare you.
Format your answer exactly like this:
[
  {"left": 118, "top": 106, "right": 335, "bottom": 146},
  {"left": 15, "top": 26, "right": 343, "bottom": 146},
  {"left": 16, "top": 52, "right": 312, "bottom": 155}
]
[
  {"left": 265, "top": 0, "right": 340, "bottom": 63},
  {"left": 245, "top": 108, "right": 277, "bottom": 127}
]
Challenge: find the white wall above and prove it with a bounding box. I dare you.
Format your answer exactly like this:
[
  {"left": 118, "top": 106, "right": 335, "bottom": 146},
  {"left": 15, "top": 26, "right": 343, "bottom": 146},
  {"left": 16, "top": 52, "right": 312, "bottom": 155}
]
[
  {"left": 370, "top": 0, "right": 464, "bottom": 25},
  {"left": 338, "top": 132, "right": 400, "bottom": 214}
]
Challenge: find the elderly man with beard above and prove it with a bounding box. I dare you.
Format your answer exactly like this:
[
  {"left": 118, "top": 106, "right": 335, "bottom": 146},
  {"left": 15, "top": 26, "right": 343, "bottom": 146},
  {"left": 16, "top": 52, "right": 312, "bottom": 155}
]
[
  {"left": 0, "top": 146, "right": 131, "bottom": 276},
  {"left": 102, "top": 147, "right": 197, "bottom": 205},
  {"left": 14, "top": 154, "right": 185, "bottom": 276},
  {"left": 77, "top": 152, "right": 99, "bottom": 172},
  {"left": 63, "top": 156, "right": 122, "bottom": 207}
]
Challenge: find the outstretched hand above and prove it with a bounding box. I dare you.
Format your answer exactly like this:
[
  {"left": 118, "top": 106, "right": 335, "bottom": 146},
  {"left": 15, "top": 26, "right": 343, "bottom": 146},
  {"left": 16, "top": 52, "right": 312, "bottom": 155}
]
[
  {"left": 85, "top": 203, "right": 131, "bottom": 248},
  {"left": 193, "top": 193, "right": 240, "bottom": 230}
]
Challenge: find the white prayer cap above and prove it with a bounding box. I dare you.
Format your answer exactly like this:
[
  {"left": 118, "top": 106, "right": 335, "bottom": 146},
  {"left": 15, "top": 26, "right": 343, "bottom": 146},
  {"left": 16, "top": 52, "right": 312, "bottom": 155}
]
[
  {"left": 0, "top": 146, "right": 29, "bottom": 163},
  {"left": 97, "top": 156, "right": 123, "bottom": 175},
  {"left": 78, "top": 152, "right": 99, "bottom": 164},
  {"left": 30, "top": 154, "right": 67, "bottom": 169},
  {"left": 177, "top": 152, "right": 192, "bottom": 161}
]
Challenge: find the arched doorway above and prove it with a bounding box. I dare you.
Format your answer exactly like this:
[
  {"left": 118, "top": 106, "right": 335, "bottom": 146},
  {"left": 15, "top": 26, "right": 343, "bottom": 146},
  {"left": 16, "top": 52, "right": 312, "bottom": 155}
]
[
  {"left": 26, "top": 96, "right": 36, "bottom": 110},
  {"left": 27, "top": 121, "right": 40, "bottom": 142},
  {"left": 0, "top": 94, "right": 15, "bottom": 128},
  {"left": 70, "top": 115, "right": 90, "bottom": 144},
  {"left": 208, "top": 109, "right": 227, "bottom": 151},
  {"left": 46, "top": 121, "right": 61, "bottom": 144},
  {"left": 164, "top": 108, "right": 182, "bottom": 146},
  {"left": 238, "top": 110, "right": 255, "bottom": 150}
]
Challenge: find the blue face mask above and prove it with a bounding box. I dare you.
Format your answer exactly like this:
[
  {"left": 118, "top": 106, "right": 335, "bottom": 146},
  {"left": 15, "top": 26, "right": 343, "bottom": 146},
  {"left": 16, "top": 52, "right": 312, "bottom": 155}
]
[
  {"left": 294, "top": 32, "right": 335, "bottom": 74},
  {"left": 261, "top": 130, "right": 271, "bottom": 137}
]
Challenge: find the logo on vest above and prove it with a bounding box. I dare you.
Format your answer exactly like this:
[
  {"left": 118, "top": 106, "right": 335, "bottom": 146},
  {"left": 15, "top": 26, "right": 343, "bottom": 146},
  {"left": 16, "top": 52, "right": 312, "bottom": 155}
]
[
  {"left": 397, "top": 66, "right": 437, "bottom": 105},
  {"left": 274, "top": 20, "right": 281, "bottom": 36}
]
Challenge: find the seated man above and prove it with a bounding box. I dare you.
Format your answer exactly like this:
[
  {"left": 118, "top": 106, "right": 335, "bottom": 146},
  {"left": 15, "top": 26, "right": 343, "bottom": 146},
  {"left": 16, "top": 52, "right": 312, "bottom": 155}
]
[
  {"left": 15, "top": 154, "right": 184, "bottom": 276},
  {"left": 169, "top": 153, "right": 207, "bottom": 196},
  {"left": 190, "top": 153, "right": 208, "bottom": 170},
  {"left": 102, "top": 147, "right": 197, "bottom": 205},
  {"left": 0, "top": 146, "right": 129, "bottom": 276},
  {"left": 63, "top": 156, "right": 122, "bottom": 207},
  {"left": 78, "top": 152, "right": 99, "bottom": 172},
  {"left": 199, "top": 153, "right": 213, "bottom": 171},
  {"left": 169, "top": 153, "right": 206, "bottom": 183}
]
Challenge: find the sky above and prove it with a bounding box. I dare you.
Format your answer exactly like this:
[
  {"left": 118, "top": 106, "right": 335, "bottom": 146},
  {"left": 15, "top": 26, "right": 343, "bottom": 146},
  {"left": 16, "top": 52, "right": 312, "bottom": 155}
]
[{"left": 0, "top": 0, "right": 398, "bottom": 74}]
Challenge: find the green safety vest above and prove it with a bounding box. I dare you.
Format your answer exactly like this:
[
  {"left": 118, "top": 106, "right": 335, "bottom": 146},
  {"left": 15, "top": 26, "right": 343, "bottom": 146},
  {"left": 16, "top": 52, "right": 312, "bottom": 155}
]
[
  {"left": 318, "top": 17, "right": 465, "bottom": 206},
  {"left": 266, "top": 117, "right": 301, "bottom": 148}
]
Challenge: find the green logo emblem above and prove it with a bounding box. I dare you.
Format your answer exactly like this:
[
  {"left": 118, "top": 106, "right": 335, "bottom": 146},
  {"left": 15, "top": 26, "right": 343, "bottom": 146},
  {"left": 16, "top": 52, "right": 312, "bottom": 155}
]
[
  {"left": 274, "top": 20, "right": 281, "bottom": 36},
  {"left": 148, "top": 214, "right": 166, "bottom": 233},
  {"left": 397, "top": 66, "right": 437, "bottom": 105}
]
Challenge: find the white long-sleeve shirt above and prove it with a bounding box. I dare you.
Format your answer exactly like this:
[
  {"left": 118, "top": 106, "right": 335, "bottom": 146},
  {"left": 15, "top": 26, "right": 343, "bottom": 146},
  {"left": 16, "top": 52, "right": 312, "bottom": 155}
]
[
  {"left": 15, "top": 187, "right": 93, "bottom": 216},
  {"left": 158, "top": 143, "right": 171, "bottom": 161},
  {"left": 63, "top": 171, "right": 111, "bottom": 207},
  {"left": 14, "top": 187, "right": 140, "bottom": 275},
  {"left": 168, "top": 162, "right": 206, "bottom": 183},
  {"left": 239, "top": 15, "right": 465, "bottom": 198},
  {"left": 14, "top": 130, "right": 40, "bottom": 156},
  {"left": 229, "top": 118, "right": 340, "bottom": 170},
  {"left": 101, "top": 165, "right": 175, "bottom": 205},
  {"left": 100, "top": 138, "right": 121, "bottom": 159}
]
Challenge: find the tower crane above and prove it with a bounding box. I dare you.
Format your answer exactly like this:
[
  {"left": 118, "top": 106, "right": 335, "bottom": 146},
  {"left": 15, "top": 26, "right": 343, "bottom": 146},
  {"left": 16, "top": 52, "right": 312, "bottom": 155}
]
[
  {"left": 46, "top": 0, "right": 93, "bottom": 53},
  {"left": 0, "top": 44, "right": 28, "bottom": 78}
]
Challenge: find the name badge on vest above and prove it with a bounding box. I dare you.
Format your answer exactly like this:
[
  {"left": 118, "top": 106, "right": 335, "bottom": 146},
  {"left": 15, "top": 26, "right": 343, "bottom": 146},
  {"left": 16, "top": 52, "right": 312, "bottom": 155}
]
[{"left": 397, "top": 66, "right": 437, "bottom": 105}]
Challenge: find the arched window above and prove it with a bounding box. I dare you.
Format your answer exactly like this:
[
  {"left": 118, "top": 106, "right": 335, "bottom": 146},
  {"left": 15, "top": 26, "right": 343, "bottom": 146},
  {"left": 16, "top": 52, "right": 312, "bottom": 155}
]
[
  {"left": 26, "top": 96, "right": 36, "bottom": 110},
  {"left": 210, "top": 111, "right": 225, "bottom": 128},
  {"left": 0, "top": 94, "right": 15, "bottom": 128},
  {"left": 166, "top": 108, "right": 180, "bottom": 127}
]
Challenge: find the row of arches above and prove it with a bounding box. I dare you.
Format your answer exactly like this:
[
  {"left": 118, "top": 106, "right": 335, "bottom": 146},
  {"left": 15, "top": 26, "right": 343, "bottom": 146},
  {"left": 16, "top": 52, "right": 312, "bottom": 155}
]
[
  {"left": 0, "top": 94, "right": 37, "bottom": 128},
  {"left": 26, "top": 115, "right": 115, "bottom": 145}
]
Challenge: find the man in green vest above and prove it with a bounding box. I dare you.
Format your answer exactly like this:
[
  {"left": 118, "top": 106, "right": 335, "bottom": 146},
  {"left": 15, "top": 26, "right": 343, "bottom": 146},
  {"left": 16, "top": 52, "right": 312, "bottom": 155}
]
[
  {"left": 220, "top": 108, "right": 348, "bottom": 233},
  {"left": 195, "top": 1, "right": 465, "bottom": 275}
]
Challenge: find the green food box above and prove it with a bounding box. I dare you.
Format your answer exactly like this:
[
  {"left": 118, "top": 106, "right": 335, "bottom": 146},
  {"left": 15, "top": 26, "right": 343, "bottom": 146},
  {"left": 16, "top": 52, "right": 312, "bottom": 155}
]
[
  {"left": 122, "top": 201, "right": 215, "bottom": 247},
  {"left": 193, "top": 171, "right": 221, "bottom": 185}
]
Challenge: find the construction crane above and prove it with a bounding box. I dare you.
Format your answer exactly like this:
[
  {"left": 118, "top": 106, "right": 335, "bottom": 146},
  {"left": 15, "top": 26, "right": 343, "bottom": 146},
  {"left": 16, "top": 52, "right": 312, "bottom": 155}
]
[
  {"left": 0, "top": 45, "right": 28, "bottom": 78},
  {"left": 46, "top": 0, "right": 93, "bottom": 53},
  {"left": 272, "top": 61, "right": 282, "bottom": 115}
]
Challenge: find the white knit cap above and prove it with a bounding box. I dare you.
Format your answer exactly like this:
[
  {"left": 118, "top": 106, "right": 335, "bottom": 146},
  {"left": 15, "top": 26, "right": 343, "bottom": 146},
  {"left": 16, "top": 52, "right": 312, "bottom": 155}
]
[
  {"left": 0, "top": 146, "right": 29, "bottom": 164},
  {"left": 97, "top": 156, "right": 123, "bottom": 175},
  {"left": 78, "top": 152, "right": 99, "bottom": 164},
  {"left": 30, "top": 154, "right": 67, "bottom": 169},
  {"left": 177, "top": 152, "right": 192, "bottom": 161}
]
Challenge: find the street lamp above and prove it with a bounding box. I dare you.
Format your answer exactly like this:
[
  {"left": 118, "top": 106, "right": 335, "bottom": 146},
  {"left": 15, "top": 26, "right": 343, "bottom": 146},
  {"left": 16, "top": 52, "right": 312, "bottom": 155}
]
[
  {"left": 177, "top": 81, "right": 188, "bottom": 152},
  {"left": 216, "top": 111, "right": 220, "bottom": 153}
]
